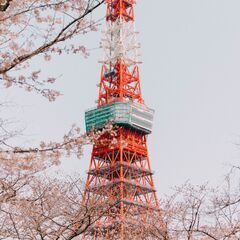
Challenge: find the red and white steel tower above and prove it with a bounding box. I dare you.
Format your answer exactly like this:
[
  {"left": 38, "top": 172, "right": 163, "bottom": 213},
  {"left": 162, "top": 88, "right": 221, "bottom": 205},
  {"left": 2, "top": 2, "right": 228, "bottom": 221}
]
[{"left": 84, "top": 0, "right": 166, "bottom": 238}]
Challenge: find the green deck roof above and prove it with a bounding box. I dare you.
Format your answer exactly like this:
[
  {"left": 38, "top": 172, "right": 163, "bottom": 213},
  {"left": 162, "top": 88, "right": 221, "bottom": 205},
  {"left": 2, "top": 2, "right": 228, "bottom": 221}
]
[{"left": 85, "top": 101, "right": 154, "bottom": 134}]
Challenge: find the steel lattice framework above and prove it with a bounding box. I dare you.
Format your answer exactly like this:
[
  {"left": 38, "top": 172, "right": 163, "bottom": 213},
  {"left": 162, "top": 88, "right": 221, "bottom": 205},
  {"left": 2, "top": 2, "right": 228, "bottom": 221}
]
[{"left": 83, "top": 0, "right": 166, "bottom": 239}]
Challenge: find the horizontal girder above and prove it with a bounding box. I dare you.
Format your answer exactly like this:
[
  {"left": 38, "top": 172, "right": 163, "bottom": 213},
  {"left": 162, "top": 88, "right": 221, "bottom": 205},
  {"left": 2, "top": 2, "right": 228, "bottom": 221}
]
[
  {"left": 88, "top": 162, "right": 153, "bottom": 180},
  {"left": 87, "top": 178, "right": 156, "bottom": 196}
]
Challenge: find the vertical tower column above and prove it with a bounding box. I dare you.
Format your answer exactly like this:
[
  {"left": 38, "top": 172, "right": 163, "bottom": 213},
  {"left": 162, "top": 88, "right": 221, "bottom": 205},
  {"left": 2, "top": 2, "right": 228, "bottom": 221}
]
[{"left": 83, "top": 0, "right": 166, "bottom": 239}]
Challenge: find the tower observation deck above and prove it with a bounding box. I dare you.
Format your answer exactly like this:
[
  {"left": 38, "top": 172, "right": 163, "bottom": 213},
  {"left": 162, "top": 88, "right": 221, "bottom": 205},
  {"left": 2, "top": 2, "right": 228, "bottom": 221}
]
[{"left": 83, "top": 1, "right": 167, "bottom": 239}]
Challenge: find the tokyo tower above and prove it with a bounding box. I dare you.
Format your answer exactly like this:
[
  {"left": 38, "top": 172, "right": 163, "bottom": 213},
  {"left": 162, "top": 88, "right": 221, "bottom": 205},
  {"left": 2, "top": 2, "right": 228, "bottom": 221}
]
[{"left": 83, "top": 0, "right": 166, "bottom": 239}]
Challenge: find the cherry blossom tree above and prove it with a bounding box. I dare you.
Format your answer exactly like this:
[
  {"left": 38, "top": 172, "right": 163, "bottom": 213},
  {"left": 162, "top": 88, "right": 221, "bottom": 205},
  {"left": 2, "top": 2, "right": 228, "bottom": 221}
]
[
  {"left": 0, "top": 171, "right": 116, "bottom": 239},
  {"left": 156, "top": 166, "right": 240, "bottom": 240},
  {"left": 0, "top": 1, "right": 106, "bottom": 232},
  {"left": 0, "top": 112, "right": 116, "bottom": 239},
  {"left": 0, "top": 0, "right": 104, "bottom": 101},
  {"left": 0, "top": 0, "right": 117, "bottom": 228}
]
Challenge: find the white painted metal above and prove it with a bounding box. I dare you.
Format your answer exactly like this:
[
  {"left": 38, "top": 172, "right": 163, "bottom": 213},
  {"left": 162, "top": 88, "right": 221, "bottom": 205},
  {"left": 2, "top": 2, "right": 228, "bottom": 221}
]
[{"left": 100, "top": 18, "right": 141, "bottom": 67}]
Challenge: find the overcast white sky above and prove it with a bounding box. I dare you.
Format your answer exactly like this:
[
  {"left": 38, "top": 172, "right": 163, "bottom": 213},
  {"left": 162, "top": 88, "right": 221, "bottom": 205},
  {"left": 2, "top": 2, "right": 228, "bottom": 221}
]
[{"left": 2, "top": 0, "right": 240, "bottom": 197}]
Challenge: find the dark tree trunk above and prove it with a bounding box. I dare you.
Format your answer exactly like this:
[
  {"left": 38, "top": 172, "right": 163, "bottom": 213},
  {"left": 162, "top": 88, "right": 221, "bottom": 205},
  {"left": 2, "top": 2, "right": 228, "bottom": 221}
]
[{"left": 0, "top": 0, "right": 11, "bottom": 11}]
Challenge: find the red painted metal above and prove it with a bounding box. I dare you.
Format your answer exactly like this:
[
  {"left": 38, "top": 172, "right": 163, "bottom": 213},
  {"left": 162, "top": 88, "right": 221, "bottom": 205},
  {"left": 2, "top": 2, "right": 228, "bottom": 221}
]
[
  {"left": 98, "top": 60, "right": 143, "bottom": 106},
  {"left": 83, "top": 0, "right": 166, "bottom": 238},
  {"left": 106, "top": 0, "right": 135, "bottom": 22}
]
